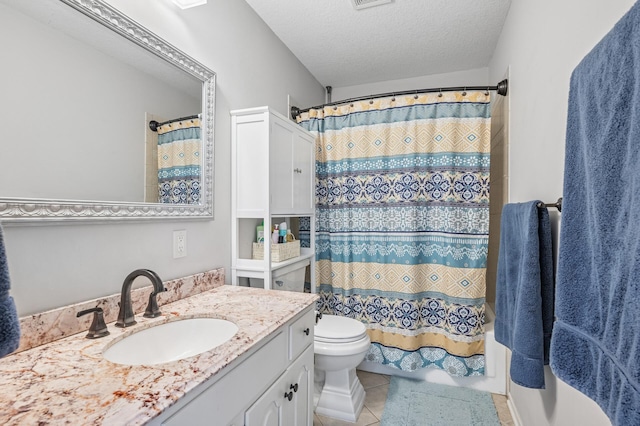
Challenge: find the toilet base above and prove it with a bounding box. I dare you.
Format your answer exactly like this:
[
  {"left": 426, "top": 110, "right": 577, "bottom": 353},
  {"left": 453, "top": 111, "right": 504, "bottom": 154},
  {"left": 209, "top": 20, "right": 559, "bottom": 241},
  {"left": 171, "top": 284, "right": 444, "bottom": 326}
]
[{"left": 315, "top": 367, "right": 365, "bottom": 422}]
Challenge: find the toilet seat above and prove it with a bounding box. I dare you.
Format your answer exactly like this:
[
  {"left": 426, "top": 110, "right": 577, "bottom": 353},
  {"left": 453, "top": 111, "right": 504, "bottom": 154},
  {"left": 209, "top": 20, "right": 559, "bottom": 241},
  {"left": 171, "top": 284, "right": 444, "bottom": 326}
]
[
  {"left": 314, "top": 315, "right": 367, "bottom": 343},
  {"left": 314, "top": 315, "right": 370, "bottom": 357}
]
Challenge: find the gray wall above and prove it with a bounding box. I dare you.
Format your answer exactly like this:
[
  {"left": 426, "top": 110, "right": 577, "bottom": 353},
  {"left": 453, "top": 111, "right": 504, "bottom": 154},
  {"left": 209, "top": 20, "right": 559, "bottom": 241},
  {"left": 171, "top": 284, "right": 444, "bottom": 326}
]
[
  {"left": 0, "top": 2, "right": 200, "bottom": 202},
  {"left": 331, "top": 67, "right": 489, "bottom": 101},
  {"left": 2, "top": 0, "right": 324, "bottom": 316}
]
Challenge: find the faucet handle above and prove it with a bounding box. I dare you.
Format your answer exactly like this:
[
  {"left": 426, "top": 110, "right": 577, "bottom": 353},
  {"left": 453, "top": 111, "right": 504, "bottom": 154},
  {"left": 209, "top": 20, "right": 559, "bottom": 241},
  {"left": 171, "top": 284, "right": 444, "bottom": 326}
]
[
  {"left": 77, "top": 307, "right": 110, "bottom": 339},
  {"left": 143, "top": 290, "right": 164, "bottom": 318}
]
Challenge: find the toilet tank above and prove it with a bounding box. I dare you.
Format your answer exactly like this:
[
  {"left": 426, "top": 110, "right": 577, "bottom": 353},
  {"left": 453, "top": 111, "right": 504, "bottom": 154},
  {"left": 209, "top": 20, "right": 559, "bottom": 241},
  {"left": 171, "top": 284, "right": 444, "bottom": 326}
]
[{"left": 249, "top": 257, "right": 310, "bottom": 292}]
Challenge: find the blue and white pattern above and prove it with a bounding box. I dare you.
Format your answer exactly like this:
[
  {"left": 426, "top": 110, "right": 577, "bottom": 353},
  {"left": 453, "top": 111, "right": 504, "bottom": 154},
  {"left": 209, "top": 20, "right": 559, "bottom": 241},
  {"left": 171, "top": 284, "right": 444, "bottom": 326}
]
[
  {"left": 298, "top": 92, "right": 491, "bottom": 376},
  {"left": 157, "top": 118, "right": 201, "bottom": 204}
]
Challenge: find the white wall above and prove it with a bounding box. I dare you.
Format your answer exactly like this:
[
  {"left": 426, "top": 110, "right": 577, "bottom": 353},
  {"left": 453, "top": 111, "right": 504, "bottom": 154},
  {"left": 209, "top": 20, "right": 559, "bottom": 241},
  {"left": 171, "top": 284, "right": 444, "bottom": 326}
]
[
  {"left": 488, "top": 0, "right": 636, "bottom": 424},
  {"left": 332, "top": 67, "right": 489, "bottom": 101},
  {"left": 2, "top": 0, "right": 324, "bottom": 316}
]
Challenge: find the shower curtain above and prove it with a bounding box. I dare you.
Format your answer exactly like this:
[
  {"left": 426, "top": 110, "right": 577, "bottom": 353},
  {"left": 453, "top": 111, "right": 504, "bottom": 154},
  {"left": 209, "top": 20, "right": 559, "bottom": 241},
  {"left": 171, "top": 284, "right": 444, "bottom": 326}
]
[
  {"left": 157, "top": 117, "right": 201, "bottom": 204},
  {"left": 297, "top": 91, "right": 491, "bottom": 376}
]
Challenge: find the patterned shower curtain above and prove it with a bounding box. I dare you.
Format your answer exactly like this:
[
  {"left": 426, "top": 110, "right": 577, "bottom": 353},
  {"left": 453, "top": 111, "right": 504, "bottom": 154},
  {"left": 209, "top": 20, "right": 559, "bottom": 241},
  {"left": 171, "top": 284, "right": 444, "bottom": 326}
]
[
  {"left": 157, "top": 117, "right": 201, "bottom": 204},
  {"left": 297, "top": 91, "right": 491, "bottom": 376}
]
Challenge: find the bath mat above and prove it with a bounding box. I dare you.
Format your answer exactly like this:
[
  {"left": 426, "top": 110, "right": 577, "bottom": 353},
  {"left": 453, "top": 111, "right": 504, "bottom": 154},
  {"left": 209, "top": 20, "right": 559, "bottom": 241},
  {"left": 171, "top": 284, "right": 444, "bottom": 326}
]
[{"left": 380, "top": 376, "right": 500, "bottom": 425}]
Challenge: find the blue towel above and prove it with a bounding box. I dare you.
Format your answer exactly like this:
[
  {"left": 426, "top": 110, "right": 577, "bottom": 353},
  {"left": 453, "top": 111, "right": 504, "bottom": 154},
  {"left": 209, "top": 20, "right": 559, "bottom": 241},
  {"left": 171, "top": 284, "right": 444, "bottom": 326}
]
[
  {"left": 0, "top": 224, "right": 20, "bottom": 358},
  {"left": 551, "top": 2, "right": 640, "bottom": 424},
  {"left": 494, "top": 201, "right": 554, "bottom": 389}
]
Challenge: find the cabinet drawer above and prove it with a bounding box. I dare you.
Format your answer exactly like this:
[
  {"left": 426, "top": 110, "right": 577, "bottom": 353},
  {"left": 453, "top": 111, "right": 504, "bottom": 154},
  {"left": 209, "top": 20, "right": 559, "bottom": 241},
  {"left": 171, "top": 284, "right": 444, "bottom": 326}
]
[
  {"left": 289, "top": 309, "right": 314, "bottom": 361},
  {"left": 163, "top": 331, "right": 288, "bottom": 426}
]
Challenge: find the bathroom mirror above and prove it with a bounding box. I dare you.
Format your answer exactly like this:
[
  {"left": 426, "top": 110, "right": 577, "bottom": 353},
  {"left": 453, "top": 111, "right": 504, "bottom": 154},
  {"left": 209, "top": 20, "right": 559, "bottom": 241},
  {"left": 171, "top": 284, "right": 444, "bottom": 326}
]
[{"left": 0, "top": 0, "right": 216, "bottom": 222}]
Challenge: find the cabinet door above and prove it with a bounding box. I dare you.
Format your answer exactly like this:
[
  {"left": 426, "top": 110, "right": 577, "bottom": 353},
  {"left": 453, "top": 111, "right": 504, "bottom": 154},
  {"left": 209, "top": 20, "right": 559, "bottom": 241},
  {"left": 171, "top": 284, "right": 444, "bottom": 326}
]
[
  {"left": 292, "top": 131, "right": 314, "bottom": 213},
  {"left": 283, "top": 346, "right": 314, "bottom": 426},
  {"left": 270, "top": 119, "right": 295, "bottom": 213},
  {"left": 245, "top": 377, "right": 284, "bottom": 426},
  {"left": 246, "top": 345, "right": 314, "bottom": 426}
]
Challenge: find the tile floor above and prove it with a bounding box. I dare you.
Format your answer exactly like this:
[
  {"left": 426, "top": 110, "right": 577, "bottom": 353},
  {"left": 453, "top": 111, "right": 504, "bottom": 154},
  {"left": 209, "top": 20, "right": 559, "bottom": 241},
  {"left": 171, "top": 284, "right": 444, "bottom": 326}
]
[{"left": 313, "top": 370, "right": 515, "bottom": 426}]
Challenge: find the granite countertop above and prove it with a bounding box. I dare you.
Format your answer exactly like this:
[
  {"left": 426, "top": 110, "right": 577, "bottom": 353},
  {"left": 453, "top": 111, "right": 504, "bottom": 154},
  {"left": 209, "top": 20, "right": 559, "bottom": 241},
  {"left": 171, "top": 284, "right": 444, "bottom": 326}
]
[{"left": 0, "top": 285, "right": 317, "bottom": 425}]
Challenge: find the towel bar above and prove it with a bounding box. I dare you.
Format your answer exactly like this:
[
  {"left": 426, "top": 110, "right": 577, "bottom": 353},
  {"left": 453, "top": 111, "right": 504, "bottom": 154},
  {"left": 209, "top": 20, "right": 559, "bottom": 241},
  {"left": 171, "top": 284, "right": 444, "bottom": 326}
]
[{"left": 537, "top": 197, "right": 563, "bottom": 212}]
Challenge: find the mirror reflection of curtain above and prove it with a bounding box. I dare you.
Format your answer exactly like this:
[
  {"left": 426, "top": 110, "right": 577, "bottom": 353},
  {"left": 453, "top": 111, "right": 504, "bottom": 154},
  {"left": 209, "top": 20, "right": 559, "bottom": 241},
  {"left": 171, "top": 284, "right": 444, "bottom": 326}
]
[
  {"left": 297, "top": 91, "right": 491, "bottom": 377},
  {"left": 157, "top": 117, "right": 201, "bottom": 204}
]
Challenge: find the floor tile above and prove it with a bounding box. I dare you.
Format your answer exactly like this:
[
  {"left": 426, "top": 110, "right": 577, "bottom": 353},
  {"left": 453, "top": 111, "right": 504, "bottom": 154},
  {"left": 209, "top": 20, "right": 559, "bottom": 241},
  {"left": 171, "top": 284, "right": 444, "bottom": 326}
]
[
  {"left": 492, "top": 393, "right": 515, "bottom": 426},
  {"left": 363, "top": 383, "right": 389, "bottom": 420},
  {"left": 356, "top": 369, "right": 390, "bottom": 389},
  {"left": 317, "top": 406, "right": 379, "bottom": 426},
  {"left": 315, "top": 372, "right": 515, "bottom": 425}
]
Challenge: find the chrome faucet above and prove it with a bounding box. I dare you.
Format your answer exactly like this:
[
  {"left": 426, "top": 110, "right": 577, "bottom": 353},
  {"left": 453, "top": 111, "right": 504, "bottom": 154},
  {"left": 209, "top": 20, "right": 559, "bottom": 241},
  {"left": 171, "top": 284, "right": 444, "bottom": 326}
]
[{"left": 115, "top": 269, "right": 166, "bottom": 328}]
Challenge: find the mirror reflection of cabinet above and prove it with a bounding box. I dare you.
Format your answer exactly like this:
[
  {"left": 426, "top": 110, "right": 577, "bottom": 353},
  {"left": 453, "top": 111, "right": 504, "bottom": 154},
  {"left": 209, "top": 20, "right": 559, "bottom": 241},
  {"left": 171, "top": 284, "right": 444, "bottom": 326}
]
[{"left": 231, "top": 107, "right": 315, "bottom": 291}]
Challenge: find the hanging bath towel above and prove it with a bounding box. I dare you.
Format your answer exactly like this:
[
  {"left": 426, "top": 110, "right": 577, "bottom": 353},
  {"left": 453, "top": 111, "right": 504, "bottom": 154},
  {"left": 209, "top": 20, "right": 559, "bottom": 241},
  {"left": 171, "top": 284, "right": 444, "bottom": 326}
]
[
  {"left": 551, "top": 2, "right": 640, "bottom": 425},
  {"left": 0, "top": 224, "right": 20, "bottom": 358},
  {"left": 494, "top": 201, "right": 554, "bottom": 389}
]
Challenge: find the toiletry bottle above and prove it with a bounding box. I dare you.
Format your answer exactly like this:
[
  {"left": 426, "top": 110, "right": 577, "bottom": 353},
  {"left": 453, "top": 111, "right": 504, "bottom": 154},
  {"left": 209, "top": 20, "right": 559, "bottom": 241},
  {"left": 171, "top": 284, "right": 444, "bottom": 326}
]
[
  {"left": 279, "top": 222, "right": 287, "bottom": 243},
  {"left": 271, "top": 224, "right": 280, "bottom": 244},
  {"left": 257, "top": 220, "right": 264, "bottom": 243}
]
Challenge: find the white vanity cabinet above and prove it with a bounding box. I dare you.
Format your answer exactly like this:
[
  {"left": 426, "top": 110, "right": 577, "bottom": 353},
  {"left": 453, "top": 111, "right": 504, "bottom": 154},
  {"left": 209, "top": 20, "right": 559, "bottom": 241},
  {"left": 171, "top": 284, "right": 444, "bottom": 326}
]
[
  {"left": 231, "top": 106, "right": 316, "bottom": 291},
  {"left": 153, "top": 307, "right": 315, "bottom": 426}
]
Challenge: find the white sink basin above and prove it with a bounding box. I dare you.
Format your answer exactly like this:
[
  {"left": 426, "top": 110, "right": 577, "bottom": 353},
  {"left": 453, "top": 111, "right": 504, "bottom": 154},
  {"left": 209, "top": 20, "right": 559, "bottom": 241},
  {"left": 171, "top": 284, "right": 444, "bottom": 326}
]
[{"left": 103, "top": 318, "right": 238, "bottom": 366}]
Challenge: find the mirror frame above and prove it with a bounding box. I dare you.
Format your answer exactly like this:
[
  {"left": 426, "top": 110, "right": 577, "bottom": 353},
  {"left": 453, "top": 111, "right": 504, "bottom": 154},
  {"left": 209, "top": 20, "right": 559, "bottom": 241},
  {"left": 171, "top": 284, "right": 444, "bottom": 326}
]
[{"left": 0, "top": 0, "right": 215, "bottom": 223}]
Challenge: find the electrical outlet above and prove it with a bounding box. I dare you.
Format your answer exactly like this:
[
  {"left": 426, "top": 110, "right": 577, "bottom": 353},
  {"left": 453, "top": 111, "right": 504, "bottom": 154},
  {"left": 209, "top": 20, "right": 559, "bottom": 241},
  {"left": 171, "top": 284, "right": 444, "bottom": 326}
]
[{"left": 173, "top": 230, "right": 187, "bottom": 258}]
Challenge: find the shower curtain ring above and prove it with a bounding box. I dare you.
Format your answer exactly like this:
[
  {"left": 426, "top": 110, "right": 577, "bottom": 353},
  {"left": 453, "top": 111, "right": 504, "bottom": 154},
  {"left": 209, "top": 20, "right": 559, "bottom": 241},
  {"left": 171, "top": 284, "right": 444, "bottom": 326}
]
[
  {"left": 438, "top": 89, "right": 443, "bottom": 98},
  {"left": 485, "top": 86, "right": 490, "bottom": 96},
  {"left": 462, "top": 87, "right": 467, "bottom": 96}
]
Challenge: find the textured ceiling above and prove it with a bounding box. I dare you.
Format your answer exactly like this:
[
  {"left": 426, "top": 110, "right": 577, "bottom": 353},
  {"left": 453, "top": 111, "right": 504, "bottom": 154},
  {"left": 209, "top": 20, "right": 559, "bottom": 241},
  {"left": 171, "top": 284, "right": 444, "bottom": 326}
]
[{"left": 244, "top": 0, "right": 512, "bottom": 88}]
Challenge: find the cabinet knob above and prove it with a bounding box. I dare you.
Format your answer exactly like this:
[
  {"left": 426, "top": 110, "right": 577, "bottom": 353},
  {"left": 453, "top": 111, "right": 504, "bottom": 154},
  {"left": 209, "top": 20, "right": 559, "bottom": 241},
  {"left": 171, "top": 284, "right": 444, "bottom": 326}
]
[
  {"left": 294, "top": 168, "right": 302, "bottom": 174},
  {"left": 284, "top": 391, "right": 293, "bottom": 402},
  {"left": 275, "top": 280, "right": 284, "bottom": 287},
  {"left": 290, "top": 383, "right": 299, "bottom": 393},
  {"left": 303, "top": 327, "right": 310, "bottom": 336}
]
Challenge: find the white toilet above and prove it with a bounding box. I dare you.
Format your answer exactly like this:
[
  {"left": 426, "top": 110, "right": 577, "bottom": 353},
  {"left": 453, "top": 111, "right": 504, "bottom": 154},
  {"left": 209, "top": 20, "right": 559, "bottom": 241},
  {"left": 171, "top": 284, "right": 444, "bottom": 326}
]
[
  {"left": 249, "top": 260, "right": 371, "bottom": 422},
  {"left": 314, "top": 314, "right": 371, "bottom": 422}
]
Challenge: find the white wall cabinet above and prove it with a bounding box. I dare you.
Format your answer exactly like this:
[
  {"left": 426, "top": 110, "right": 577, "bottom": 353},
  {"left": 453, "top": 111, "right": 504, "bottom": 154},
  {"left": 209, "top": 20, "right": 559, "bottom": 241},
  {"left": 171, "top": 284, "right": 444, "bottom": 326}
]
[
  {"left": 270, "top": 118, "right": 314, "bottom": 214},
  {"left": 152, "top": 307, "right": 315, "bottom": 426},
  {"left": 231, "top": 107, "right": 316, "bottom": 291}
]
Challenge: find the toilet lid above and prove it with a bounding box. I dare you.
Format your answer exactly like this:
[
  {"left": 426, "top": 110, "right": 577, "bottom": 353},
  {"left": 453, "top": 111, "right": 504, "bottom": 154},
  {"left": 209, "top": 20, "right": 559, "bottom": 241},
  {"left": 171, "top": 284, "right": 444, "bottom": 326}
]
[{"left": 315, "top": 315, "right": 367, "bottom": 342}]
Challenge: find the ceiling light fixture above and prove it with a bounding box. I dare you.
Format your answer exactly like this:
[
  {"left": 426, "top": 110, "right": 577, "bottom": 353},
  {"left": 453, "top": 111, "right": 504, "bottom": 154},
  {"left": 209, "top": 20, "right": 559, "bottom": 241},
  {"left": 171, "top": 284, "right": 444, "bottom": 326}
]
[{"left": 172, "top": 0, "right": 207, "bottom": 9}]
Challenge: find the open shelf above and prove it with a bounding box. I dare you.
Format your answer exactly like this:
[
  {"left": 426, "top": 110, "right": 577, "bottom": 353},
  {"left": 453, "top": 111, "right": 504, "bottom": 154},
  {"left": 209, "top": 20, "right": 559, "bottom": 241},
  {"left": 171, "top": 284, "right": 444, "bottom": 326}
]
[{"left": 231, "top": 107, "right": 316, "bottom": 292}]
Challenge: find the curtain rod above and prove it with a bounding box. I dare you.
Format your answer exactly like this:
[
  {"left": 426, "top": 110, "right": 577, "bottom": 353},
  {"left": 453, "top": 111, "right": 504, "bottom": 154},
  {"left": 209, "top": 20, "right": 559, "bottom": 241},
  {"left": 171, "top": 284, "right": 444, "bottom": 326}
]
[
  {"left": 291, "top": 79, "right": 508, "bottom": 120},
  {"left": 149, "top": 114, "right": 200, "bottom": 132}
]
